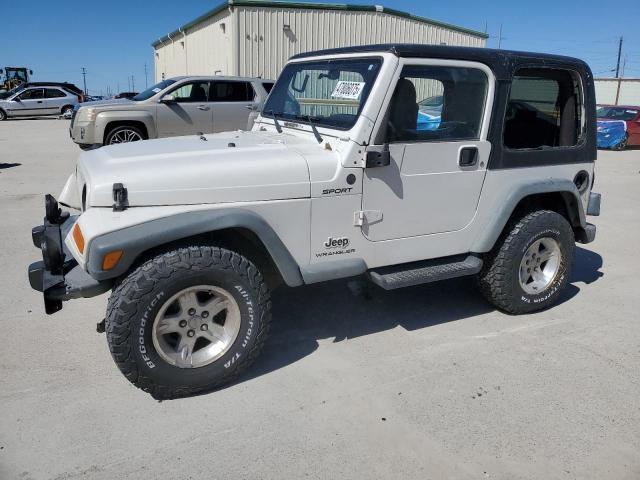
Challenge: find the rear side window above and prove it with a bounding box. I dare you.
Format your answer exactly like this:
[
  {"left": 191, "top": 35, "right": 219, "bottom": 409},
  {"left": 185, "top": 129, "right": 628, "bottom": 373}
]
[
  {"left": 504, "top": 68, "right": 583, "bottom": 149},
  {"left": 386, "top": 65, "right": 488, "bottom": 143},
  {"left": 45, "top": 88, "right": 66, "bottom": 98},
  {"left": 262, "top": 82, "right": 274, "bottom": 93},
  {"left": 211, "top": 81, "right": 255, "bottom": 102}
]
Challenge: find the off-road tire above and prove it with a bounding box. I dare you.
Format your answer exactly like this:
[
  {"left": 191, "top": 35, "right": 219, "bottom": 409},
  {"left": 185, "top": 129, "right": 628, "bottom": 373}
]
[
  {"left": 105, "top": 245, "right": 271, "bottom": 400},
  {"left": 478, "top": 210, "right": 574, "bottom": 314},
  {"left": 0, "top": 109, "right": 6, "bottom": 121}
]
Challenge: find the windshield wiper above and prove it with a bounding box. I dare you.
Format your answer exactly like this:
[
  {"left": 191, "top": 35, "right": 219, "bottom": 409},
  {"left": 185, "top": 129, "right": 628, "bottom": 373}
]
[
  {"left": 293, "top": 114, "right": 323, "bottom": 143},
  {"left": 268, "top": 110, "right": 283, "bottom": 133}
]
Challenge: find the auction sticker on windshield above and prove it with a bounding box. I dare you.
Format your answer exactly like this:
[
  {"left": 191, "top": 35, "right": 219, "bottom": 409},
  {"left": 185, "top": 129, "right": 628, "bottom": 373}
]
[{"left": 331, "top": 81, "right": 366, "bottom": 100}]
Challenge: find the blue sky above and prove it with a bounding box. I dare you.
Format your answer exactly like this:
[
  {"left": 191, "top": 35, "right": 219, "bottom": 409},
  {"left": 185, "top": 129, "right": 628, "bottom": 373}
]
[{"left": 4, "top": 0, "right": 639, "bottom": 95}]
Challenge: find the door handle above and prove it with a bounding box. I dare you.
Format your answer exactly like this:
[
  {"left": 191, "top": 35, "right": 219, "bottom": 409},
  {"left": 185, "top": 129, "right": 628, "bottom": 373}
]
[
  {"left": 197, "top": 106, "right": 209, "bottom": 111},
  {"left": 459, "top": 147, "right": 479, "bottom": 167},
  {"left": 37, "top": 101, "right": 43, "bottom": 104}
]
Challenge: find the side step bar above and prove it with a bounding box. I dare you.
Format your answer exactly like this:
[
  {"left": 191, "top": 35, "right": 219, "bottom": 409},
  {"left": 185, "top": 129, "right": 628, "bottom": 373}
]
[{"left": 368, "top": 255, "right": 483, "bottom": 290}]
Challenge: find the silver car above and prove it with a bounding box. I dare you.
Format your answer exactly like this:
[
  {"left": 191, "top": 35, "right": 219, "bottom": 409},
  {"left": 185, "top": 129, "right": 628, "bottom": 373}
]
[
  {"left": 0, "top": 86, "right": 78, "bottom": 120},
  {"left": 69, "top": 76, "right": 274, "bottom": 149}
]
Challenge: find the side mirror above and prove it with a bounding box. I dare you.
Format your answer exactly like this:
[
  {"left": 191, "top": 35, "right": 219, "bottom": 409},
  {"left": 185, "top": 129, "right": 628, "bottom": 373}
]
[
  {"left": 161, "top": 94, "right": 176, "bottom": 103},
  {"left": 365, "top": 145, "right": 391, "bottom": 168}
]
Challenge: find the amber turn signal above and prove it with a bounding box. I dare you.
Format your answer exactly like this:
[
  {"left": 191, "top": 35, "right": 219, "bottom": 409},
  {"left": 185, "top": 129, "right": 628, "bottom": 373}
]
[
  {"left": 72, "top": 223, "right": 85, "bottom": 254},
  {"left": 102, "top": 250, "right": 124, "bottom": 271}
]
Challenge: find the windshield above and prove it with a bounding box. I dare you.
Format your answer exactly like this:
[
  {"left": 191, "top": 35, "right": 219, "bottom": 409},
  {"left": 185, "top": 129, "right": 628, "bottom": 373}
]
[
  {"left": 132, "top": 79, "right": 176, "bottom": 101},
  {"left": 596, "top": 106, "right": 638, "bottom": 121},
  {"left": 263, "top": 57, "right": 382, "bottom": 130}
]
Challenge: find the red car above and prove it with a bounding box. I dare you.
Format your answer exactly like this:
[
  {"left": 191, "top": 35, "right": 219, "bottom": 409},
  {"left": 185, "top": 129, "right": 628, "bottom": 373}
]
[{"left": 596, "top": 105, "right": 640, "bottom": 148}]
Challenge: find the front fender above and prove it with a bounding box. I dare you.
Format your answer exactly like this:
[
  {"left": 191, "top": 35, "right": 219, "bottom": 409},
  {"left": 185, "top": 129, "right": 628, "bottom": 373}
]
[
  {"left": 85, "top": 208, "right": 304, "bottom": 287},
  {"left": 94, "top": 110, "right": 157, "bottom": 142},
  {"left": 471, "top": 178, "right": 586, "bottom": 253}
]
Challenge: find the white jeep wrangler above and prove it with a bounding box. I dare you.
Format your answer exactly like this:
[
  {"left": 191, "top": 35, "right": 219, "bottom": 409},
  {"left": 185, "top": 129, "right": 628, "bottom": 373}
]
[{"left": 28, "top": 45, "right": 601, "bottom": 399}]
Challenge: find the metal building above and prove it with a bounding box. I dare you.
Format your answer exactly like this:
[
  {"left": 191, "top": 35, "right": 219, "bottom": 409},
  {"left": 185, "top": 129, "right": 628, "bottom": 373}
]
[
  {"left": 152, "top": 0, "right": 488, "bottom": 82},
  {"left": 595, "top": 78, "right": 640, "bottom": 105}
]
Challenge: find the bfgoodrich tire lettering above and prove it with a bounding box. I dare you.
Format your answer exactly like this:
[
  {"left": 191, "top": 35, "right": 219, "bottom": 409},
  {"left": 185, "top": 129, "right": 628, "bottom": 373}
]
[
  {"left": 478, "top": 210, "right": 575, "bottom": 314},
  {"left": 105, "top": 245, "right": 271, "bottom": 399}
]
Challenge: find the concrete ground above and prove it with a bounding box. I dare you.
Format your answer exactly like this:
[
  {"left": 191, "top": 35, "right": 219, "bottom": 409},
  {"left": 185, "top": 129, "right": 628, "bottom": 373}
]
[{"left": 0, "top": 118, "right": 639, "bottom": 480}]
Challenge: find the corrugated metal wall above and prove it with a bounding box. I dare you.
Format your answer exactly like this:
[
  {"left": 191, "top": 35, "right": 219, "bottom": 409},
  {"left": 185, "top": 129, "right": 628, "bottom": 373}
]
[
  {"left": 155, "top": 9, "right": 232, "bottom": 81},
  {"left": 154, "top": 6, "right": 486, "bottom": 82},
  {"left": 595, "top": 79, "right": 640, "bottom": 105},
  {"left": 236, "top": 7, "right": 485, "bottom": 79}
]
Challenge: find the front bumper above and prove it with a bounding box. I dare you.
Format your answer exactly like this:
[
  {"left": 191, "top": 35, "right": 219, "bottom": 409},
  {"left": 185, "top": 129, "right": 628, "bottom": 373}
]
[
  {"left": 28, "top": 195, "right": 112, "bottom": 314},
  {"left": 69, "top": 119, "right": 97, "bottom": 146}
]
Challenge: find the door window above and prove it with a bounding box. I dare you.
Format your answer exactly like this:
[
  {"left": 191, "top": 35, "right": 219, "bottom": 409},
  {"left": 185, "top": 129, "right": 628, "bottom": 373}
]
[
  {"left": 45, "top": 88, "right": 66, "bottom": 98},
  {"left": 504, "top": 68, "right": 583, "bottom": 149},
  {"left": 168, "top": 82, "right": 210, "bottom": 102},
  {"left": 211, "top": 81, "right": 255, "bottom": 102},
  {"left": 17, "top": 88, "right": 44, "bottom": 100},
  {"left": 386, "top": 65, "right": 488, "bottom": 143}
]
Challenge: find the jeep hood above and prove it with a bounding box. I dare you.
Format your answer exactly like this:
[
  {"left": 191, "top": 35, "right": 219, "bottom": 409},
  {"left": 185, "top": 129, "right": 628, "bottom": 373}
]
[{"left": 77, "top": 131, "right": 312, "bottom": 207}]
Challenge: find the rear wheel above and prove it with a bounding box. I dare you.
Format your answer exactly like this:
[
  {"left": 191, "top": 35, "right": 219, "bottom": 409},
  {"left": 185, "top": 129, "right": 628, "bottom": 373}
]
[
  {"left": 106, "top": 245, "right": 271, "bottom": 399},
  {"left": 61, "top": 105, "right": 74, "bottom": 116},
  {"left": 105, "top": 125, "right": 145, "bottom": 145},
  {"left": 478, "top": 210, "right": 574, "bottom": 314}
]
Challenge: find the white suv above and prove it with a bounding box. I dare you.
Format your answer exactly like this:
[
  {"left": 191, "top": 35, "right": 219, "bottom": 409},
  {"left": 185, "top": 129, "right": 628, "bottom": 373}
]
[{"left": 29, "top": 45, "right": 600, "bottom": 399}]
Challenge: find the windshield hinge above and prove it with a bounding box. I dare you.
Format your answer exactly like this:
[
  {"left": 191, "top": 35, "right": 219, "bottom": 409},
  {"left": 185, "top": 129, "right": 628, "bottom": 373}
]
[{"left": 354, "top": 210, "right": 383, "bottom": 226}]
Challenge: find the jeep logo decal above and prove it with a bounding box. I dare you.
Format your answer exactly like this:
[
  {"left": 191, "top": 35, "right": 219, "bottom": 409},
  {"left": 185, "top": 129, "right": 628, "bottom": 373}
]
[{"left": 324, "top": 236, "right": 350, "bottom": 249}]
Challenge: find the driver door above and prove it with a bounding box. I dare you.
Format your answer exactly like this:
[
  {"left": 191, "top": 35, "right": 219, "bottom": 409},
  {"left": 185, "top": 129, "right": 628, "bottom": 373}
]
[
  {"left": 11, "top": 88, "right": 46, "bottom": 116},
  {"left": 361, "top": 60, "right": 494, "bottom": 241},
  {"left": 156, "top": 81, "right": 215, "bottom": 137}
]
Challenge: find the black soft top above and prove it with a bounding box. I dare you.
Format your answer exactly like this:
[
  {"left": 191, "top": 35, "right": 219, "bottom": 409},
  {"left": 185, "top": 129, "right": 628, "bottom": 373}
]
[
  {"left": 291, "top": 44, "right": 592, "bottom": 80},
  {"left": 292, "top": 43, "right": 596, "bottom": 169}
]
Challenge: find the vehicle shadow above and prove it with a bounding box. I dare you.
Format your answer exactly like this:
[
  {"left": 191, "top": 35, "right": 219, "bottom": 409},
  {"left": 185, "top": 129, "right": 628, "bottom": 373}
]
[
  {"left": 0, "top": 163, "right": 21, "bottom": 170},
  {"left": 186, "top": 247, "right": 603, "bottom": 399}
]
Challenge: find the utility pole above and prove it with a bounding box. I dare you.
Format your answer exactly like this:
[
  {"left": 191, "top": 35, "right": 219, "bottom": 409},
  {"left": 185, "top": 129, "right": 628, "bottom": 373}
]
[
  {"left": 621, "top": 54, "right": 627, "bottom": 78},
  {"left": 131, "top": 75, "right": 135, "bottom": 91},
  {"left": 497, "top": 24, "right": 503, "bottom": 49},
  {"left": 144, "top": 63, "right": 148, "bottom": 89},
  {"left": 615, "top": 36, "right": 623, "bottom": 78},
  {"left": 81, "top": 67, "right": 87, "bottom": 95}
]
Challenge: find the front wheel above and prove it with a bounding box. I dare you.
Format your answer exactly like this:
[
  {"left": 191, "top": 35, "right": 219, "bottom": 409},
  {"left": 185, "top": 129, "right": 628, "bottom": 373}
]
[
  {"left": 478, "top": 210, "right": 575, "bottom": 314},
  {"left": 105, "top": 125, "right": 145, "bottom": 145},
  {"left": 106, "top": 246, "right": 271, "bottom": 399},
  {"left": 0, "top": 109, "right": 6, "bottom": 121}
]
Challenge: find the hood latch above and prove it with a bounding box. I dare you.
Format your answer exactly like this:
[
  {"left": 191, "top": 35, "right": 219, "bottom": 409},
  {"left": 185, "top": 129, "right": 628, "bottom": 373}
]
[{"left": 112, "top": 183, "right": 128, "bottom": 212}]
